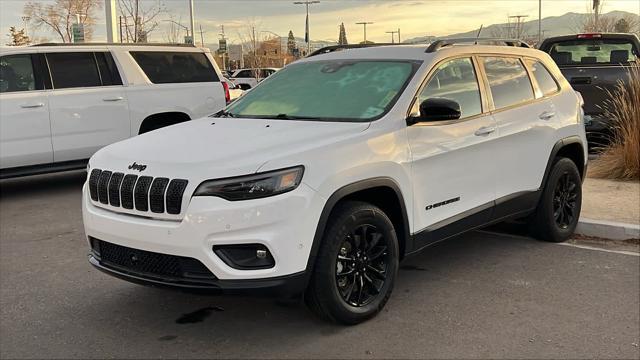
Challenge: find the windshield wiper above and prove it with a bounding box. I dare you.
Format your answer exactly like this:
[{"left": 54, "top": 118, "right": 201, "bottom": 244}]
[
  {"left": 263, "top": 114, "right": 317, "bottom": 120},
  {"left": 211, "top": 109, "right": 236, "bottom": 118}
]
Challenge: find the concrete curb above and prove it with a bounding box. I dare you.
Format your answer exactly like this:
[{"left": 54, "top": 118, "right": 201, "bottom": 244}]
[{"left": 576, "top": 218, "right": 640, "bottom": 240}]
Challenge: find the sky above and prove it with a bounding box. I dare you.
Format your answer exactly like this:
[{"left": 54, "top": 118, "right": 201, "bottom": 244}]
[{"left": 1, "top": 0, "right": 639, "bottom": 45}]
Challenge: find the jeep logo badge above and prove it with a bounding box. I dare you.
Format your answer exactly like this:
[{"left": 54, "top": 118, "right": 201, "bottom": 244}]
[{"left": 128, "top": 162, "right": 147, "bottom": 172}]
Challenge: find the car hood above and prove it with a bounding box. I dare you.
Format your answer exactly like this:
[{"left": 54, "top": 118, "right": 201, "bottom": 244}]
[{"left": 90, "top": 116, "right": 370, "bottom": 180}]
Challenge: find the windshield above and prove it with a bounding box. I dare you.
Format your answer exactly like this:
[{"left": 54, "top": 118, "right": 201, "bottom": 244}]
[
  {"left": 548, "top": 39, "right": 639, "bottom": 66},
  {"left": 223, "top": 60, "right": 418, "bottom": 122}
]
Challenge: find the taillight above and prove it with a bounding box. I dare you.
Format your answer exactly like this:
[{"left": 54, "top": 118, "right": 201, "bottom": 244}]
[
  {"left": 577, "top": 33, "right": 602, "bottom": 39},
  {"left": 222, "top": 82, "right": 231, "bottom": 104}
]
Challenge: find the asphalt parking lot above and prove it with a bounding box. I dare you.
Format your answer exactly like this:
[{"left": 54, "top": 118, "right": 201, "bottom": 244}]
[{"left": 1, "top": 171, "right": 639, "bottom": 359}]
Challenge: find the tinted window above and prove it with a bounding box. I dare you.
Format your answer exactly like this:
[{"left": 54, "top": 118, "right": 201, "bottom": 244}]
[
  {"left": 130, "top": 51, "right": 219, "bottom": 84},
  {"left": 47, "top": 52, "right": 102, "bottom": 89},
  {"left": 0, "top": 54, "right": 36, "bottom": 93},
  {"left": 417, "top": 57, "right": 482, "bottom": 118},
  {"left": 482, "top": 57, "right": 534, "bottom": 109},
  {"left": 547, "top": 39, "right": 638, "bottom": 65},
  {"left": 95, "top": 52, "right": 122, "bottom": 86},
  {"left": 526, "top": 59, "right": 559, "bottom": 96},
  {"left": 226, "top": 60, "right": 416, "bottom": 122}
]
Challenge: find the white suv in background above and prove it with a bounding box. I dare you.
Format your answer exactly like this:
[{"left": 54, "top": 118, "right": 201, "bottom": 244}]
[
  {"left": 230, "top": 67, "right": 279, "bottom": 89},
  {"left": 0, "top": 44, "right": 228, "bottom": 178},
  {"left": 83, "top": 40, "right": 587, "bottom": 324}
]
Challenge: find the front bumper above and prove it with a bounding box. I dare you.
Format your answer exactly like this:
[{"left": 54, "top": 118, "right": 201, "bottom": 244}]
[
  {"left": 82, "top": 181, "right": 325, "bottom": 289},
  {"left": 89, "top": 255, "right": 307, "bottom": 295}
]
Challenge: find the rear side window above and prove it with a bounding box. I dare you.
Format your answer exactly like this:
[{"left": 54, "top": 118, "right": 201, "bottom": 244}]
[
  {"left": 482, "top": 57, "right": 534, "bottom": 109},
  {"left": 95, "top": 52, "right": 122, "bottom": 86},
  {"left": 417, "top": 57, "right": 482, "bottom": 118},
  {"left": 525, "top": 59, "right": 559, "bottom": 96},
  {"left": 46, "top": 52, "right": 102, "bottom": 89},
  {"left": 547, "top": 39, "right": 638, "bottom": 65},
  {"left": 0, "top": 54, "right": 36, "bottom": 93},
  {"left": 130, "top": 51, "right": 219, "bottom": 84},
  {"left": 234, "top": 70, "right": 253, "bottom": 78}
]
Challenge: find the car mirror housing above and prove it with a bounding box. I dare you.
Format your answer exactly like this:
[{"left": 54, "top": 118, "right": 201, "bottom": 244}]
[{"left": 410, "top": 98, "right": 462, "bottom": 124}]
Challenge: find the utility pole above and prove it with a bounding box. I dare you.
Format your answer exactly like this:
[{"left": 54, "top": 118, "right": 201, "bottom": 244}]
[
  {"left": 293, "top": 1, "right": 320, "bottom": 55},
  {"left": 188, "top": 0, "right": 195, "bottom": 45},
  {"left": 386, "top": 30, "right": 399, "bottom": 43},
  {"left": 538, "top": 0, "right": 542, "bottom": 44},
  {"left": 508, "top": 15, "right": 529, "bottom": 39},
  {"left": 356, "top": 21, "right": 373, "bottom": 43},
  {"left": 198, "top": 24, "right": 207, "bottom": 47},
  {"left": 119, "top": 16, "right": 123, "bottom": 42},
  {"left": 397, "top": 28, "right": 401, "bottom": 43}
]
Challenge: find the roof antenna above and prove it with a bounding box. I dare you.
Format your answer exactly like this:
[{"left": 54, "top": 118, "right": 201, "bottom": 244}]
[{"left": 475, "top": 24, "right": 483, "bottom": 44}]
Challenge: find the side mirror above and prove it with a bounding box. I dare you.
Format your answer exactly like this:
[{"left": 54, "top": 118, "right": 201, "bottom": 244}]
[{"left": 411, "top": 98, "right": 461, "bottom": 123}]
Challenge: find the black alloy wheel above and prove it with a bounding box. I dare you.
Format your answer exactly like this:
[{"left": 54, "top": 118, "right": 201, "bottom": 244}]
[
  {"left": 335, "top": 224, "right": 390, "bottom": 307},
  {"left": 552, "top": 172, "right": 579, "bottom": 229}
]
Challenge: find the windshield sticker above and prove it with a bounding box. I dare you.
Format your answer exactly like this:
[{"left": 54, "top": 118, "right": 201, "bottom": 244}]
[
  {"left": 361, "top": 107, "right": 384, "bottom": 118},
  {"left": 378, "top": 90, "right": 398, "bottom": 108}
]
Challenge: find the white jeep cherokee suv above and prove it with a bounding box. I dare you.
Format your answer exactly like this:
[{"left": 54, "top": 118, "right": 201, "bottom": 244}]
[
  {"left": 83, "top": 40, "right": 587, "bottom": 324},
  {"left": 0, "top": 43, "right": 227, "bottom": 178}
]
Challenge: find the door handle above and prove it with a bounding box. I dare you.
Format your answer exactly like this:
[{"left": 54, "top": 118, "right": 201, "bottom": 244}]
[
  {"left": 474, "top": 126, "right": 496, "bottom": 136},
  {"left": 539, "top": 111, "right": 556, "bottom": 120},
  {"left": 20, "top": 103, "right": 44, "bottom": 108},
  {"left": 102, "top": 96, "right": 124, "bottom": 102}
]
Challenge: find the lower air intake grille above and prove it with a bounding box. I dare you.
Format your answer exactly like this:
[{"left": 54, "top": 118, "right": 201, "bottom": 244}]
[{"left": 93, "top": 239, "right": 215, "bottom": 280}]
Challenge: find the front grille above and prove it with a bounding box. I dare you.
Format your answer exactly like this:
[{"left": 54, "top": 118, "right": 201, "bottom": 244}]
[
  {"left": 92, "top": 239, "right": 215, "bottom": 280},
  {"left": 88, "top": 169, "right": 188, "bottom": 215}
]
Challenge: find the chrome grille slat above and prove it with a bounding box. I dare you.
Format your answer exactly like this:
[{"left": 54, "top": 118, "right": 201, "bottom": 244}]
[{"left": 90, "top": 169, "right": 188, "bottom": 215}]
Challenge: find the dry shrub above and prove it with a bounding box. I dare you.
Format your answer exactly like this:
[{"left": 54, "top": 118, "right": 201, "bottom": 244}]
[{"left": 589, "top": 63, "right": 640, "bottom": 181}]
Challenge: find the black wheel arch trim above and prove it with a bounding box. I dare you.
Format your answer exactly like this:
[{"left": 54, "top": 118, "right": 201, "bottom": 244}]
[
  {"left": 304, "top": 177, "right": 411, "bottom": 282},
  {"left": 541, "top": 136, "right": 587, "bottom": 189}
]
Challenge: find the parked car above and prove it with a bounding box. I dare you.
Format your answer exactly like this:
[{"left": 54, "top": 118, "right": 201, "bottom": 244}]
[
  {"left": 539, "top": 33, "right": 640, "bottom": 150},
  {"left": 0, "top": 43, "right": 228, "bottom": 179},
  {"left": 222, "top": 77, "right": 245, "bottom": 101},
  {"left": 230, "top": 67, "right": 279, "bottom": 89},
  {"left": 83, "top": 40, "right": 587, "bottom": 324}
]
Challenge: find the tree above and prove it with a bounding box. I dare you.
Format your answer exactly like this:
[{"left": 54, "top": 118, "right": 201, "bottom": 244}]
[
  {"left": 24, "top": 0, "right": 101, "bottom": 43},
  {"left": 338, "top": 23, "right": 348, "bottom": 45},
  {"left": 614, "top": 18, "right": 631, "bottom": 33},
  {"left": 6, "top": 27, "right": 31, "bottom": 46},
  {"left": 118, "top": 0, "right": 166, "bottom": 43},
  {"left": 287, "top": 30, "right": 297, "bottom": 55}
]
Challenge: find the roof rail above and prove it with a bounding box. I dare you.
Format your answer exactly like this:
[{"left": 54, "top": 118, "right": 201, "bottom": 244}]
[
  {"left": 425, "top": 38, "right": 531, "bottom": 53},
  {"left": 308, "top": 43, "right": 397, "bottom": 57},
  {"left": 31, "top": 42, "right": 196, "bottom": 47}
]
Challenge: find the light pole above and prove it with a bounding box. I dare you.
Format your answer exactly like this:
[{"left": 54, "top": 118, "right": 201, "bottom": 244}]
[
  {"left": 356, "top": 22, "right": 373, "bottom": 43},
  {"left": 188, "top": 0, "right": 195, "bottom": 44},
  {"left": 293, "top": 1, "right": 320, "bottom": 55},
  {"left": 386, "top": 30, "right": 399, "bottom": 43},
  {"left": 21, "top": 16, "right": 30, "bottom": 37},
  {"left": 538, "top": 0, "right": 542, "bottom": 44}
]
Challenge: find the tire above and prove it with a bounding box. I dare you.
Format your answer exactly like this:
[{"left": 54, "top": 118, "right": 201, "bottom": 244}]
[
  {"left": 305, "top": 201, "right": 399, "bottom": 325},
  {"left": 529, "top": 157, "right": 582, "bottom": 243}
]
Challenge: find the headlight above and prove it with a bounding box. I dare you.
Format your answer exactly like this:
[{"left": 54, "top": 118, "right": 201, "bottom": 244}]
[{"left": 193, "top": 166, "right": 304, "bottom": 201}]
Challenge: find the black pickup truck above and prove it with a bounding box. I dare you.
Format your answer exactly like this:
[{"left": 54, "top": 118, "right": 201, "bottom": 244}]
[{"left": 539, "top": 33, "right": 640, "bottom": 150}]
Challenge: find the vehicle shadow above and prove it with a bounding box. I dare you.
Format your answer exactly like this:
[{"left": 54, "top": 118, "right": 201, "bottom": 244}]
[{"left": 0, "top": 170, "right": 86, "bottom": 201}]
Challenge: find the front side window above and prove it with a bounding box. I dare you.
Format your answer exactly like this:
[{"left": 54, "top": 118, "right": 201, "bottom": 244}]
[
  {"left": 416, "top": 57, "right": 482, "bottom": 119},
  {"left": 225, "top": 60, "right": 417, "bottom": 122},
  {"left": 526, "top": 59, "right": 559, "bottom": 96},
  {"left": 47, "top": 52, "right": 102, "bottom": 89},
  {"left": 482, "top": 57, "right": 534, "bottom": 109},
  {"left": 0, "top": 54, "right": 36, "bottom": 93},
  {"left": 130, "top": 51, "right": 219, "bottom": 84}
]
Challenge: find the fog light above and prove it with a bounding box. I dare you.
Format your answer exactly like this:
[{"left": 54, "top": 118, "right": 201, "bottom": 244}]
[{"left": 213, "top": 244, "right": 275, "bottom": 270}]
